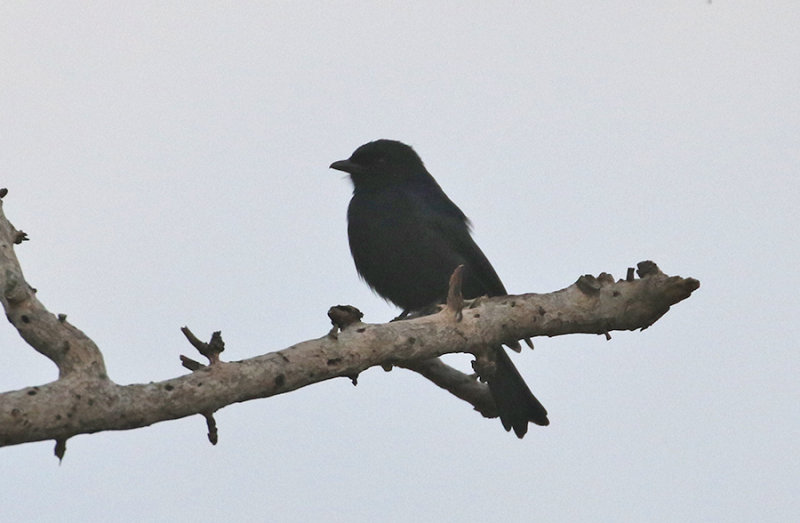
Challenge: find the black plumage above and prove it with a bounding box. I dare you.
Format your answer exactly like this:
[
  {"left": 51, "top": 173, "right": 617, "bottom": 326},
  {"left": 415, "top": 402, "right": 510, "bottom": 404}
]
[{"left": 331, "top": 139, "right": 548, "bottom": 437}]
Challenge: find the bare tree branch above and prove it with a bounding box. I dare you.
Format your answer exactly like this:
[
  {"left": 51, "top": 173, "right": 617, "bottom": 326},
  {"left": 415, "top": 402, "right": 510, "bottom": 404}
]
[
  {"left": 396, "top": 358, "right": 498, "bottom": 418},
  {"left": 0, "top": 191, "right": 699, "bottom": 452},
  {"left": 0, "top": 199, "right": 106, "bottom": 379}
]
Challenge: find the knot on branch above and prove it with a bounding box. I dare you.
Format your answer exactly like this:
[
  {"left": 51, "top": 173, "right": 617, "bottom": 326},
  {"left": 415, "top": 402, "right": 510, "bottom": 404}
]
[
  {"left": 578, "top": 261, "right": 668, "bottom": 296},
  {"left": 327, "top": 305, "right": 363, "bottom": 332},
  {"left": 636, "top": 260, "right": 660, "bottom": 277},
  {"left": 13, "top": 230, "right": 29, "bottom": 244},
  {"left": 470, "top": 348, "right": 496, "bottom": 384},
  {"left": 577, "top": 261, "right": 698, "bottom": 299}
]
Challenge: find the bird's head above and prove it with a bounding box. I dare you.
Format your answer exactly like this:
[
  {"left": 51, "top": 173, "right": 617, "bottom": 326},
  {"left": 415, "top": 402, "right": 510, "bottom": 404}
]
[{"left": 330, "top": 139, "right": 432, "bottom": 189}]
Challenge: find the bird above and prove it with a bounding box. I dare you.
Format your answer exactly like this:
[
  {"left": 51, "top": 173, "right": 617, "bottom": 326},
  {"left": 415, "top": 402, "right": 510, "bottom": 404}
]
[{"left": 330, "top": 139, "right": 549, "bottom": 437}]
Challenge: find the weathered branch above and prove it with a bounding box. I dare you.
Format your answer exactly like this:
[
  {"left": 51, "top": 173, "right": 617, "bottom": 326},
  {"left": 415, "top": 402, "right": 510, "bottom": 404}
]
[
  {"left": 396, "top": 358, "right": 498, "bottom": 418},
  {"left": 0, "top": 190, "right": 699, "bottom": 451},
  {"left": 0, "top": 197, "right": 106, "bottom": 380}
]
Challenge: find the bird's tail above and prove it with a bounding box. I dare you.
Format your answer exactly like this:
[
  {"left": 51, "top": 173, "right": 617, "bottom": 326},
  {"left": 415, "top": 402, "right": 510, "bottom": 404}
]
[{"left": 486, "top": 347, "right": 549, "bottom": 438}]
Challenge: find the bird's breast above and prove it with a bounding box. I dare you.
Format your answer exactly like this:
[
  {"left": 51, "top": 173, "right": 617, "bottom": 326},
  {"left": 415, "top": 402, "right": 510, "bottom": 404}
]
[{"left": 346, "top": 190, "right": 465, "bottom": 309}]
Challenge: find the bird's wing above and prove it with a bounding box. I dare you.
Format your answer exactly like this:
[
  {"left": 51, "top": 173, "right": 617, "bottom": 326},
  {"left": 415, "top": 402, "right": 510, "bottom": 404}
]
[{"left": 411, "top": 184, "right": 508, "bottom": 298}]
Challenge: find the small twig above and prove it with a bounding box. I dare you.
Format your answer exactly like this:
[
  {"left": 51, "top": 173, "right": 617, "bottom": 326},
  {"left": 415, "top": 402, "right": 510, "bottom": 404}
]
[
  {"left": 13, "top": 230, "right": 28, "bottom": 244},
  {"left": 505, "top": 339, "right": 523, "bottom": 353},
  {"left": 446, "top": 265, "right": 465, "bottom": 320},
  {"left": 181, "top": 326, "right": 208, "bottom": 353},
  {"left": 202, "top": 411, "right": 218, "bottom": 445},
  {"left": 180, "top": 355, "right": 204, "bottom": 371},
  {"left": 180, "top": 327, "right": 224, "bottom": 366},
  {"left": 54, "top": 438, "right": 67, "bottom": 462},
  {"left": 179, "top": 329, "right": 223, "bottom": 444}
]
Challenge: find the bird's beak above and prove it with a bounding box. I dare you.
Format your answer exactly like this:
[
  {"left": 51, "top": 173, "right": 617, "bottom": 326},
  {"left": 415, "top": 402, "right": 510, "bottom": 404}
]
[{"left": 330, "top": 159, "right": 357, "bottom": 174}]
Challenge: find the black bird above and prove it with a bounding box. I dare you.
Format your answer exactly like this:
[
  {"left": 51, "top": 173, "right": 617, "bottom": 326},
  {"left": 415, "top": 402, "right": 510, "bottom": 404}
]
[{"left": 330, "top": 139, "right": 549, "bottom": 437}]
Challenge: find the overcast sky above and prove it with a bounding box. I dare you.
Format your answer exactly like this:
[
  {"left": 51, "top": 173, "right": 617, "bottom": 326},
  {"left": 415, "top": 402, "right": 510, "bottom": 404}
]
[{"left": 2, "top": 2, "right": 798, "bottom": 522}]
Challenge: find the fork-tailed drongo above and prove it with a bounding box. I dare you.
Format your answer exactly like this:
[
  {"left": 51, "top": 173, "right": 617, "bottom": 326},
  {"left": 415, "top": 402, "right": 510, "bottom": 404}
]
[{"left": 330, "top": 139, "right": 548, "bottom": 437}]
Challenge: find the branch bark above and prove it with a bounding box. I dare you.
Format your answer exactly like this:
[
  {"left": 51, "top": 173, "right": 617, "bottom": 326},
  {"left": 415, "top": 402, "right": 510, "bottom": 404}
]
[{"left": 0, "top": 191, "right": 699, "bottom": 452}]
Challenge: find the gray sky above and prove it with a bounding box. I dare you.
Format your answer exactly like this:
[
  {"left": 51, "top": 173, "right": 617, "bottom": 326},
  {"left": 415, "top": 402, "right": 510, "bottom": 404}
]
[{"left": 2, "top": 2, "right": 798, "bottom": 522}]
